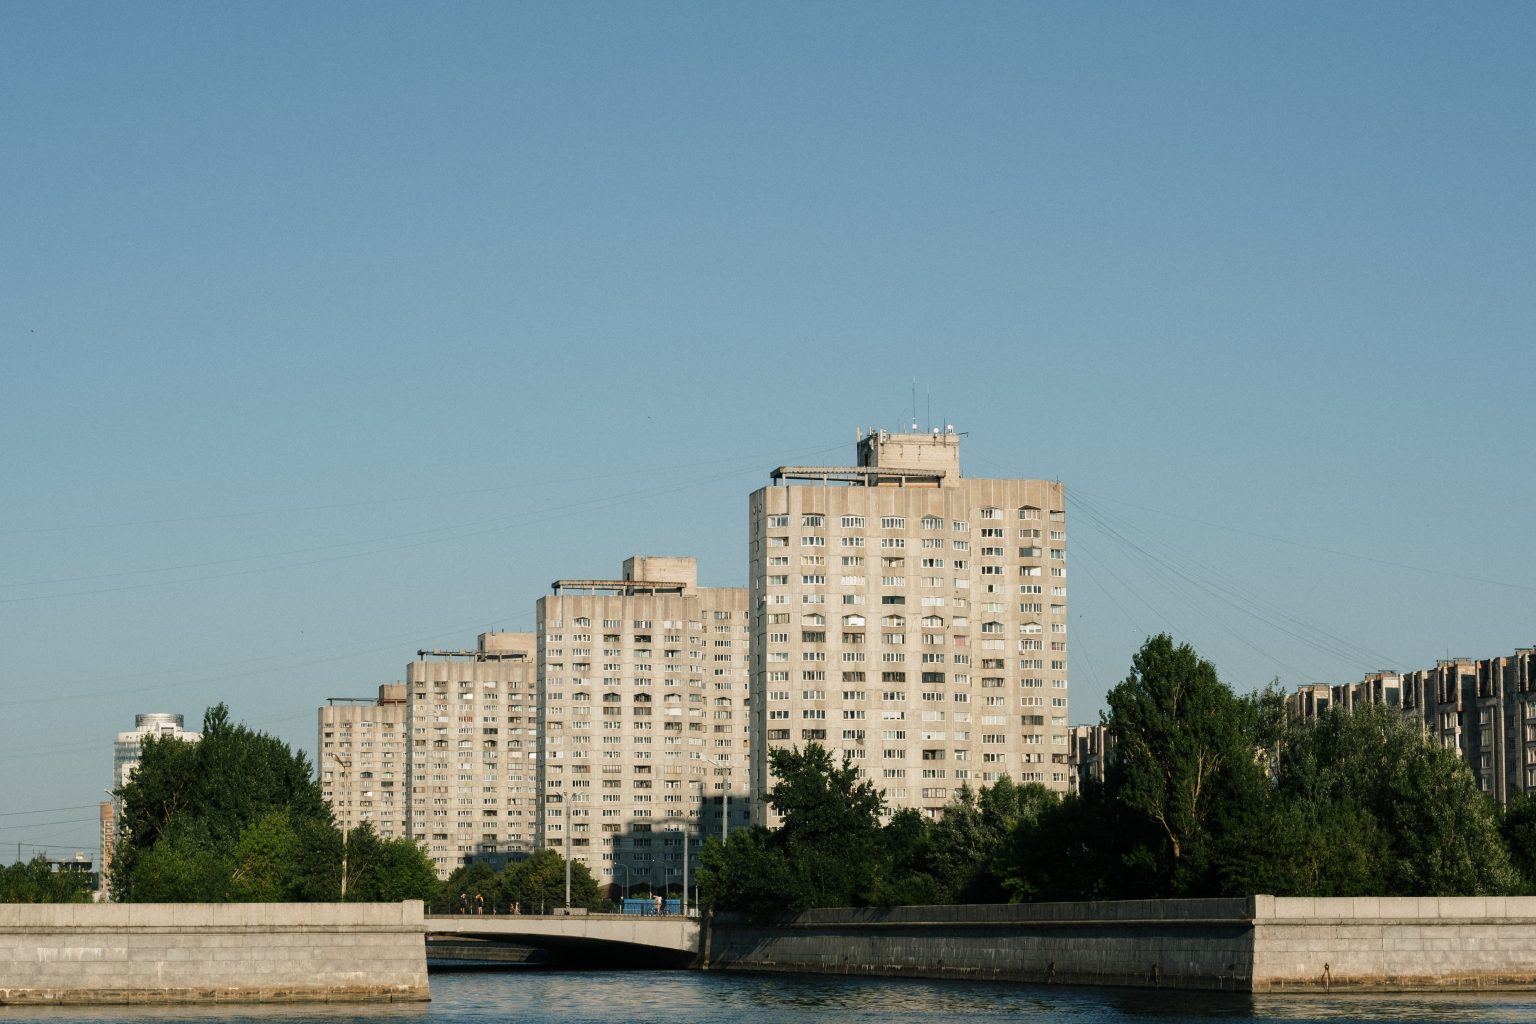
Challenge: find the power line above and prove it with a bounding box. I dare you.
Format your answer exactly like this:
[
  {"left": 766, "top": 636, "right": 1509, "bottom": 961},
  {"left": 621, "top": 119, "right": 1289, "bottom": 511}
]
[{"left": 0, "top": 803, "right": 101, "bottom": 819}]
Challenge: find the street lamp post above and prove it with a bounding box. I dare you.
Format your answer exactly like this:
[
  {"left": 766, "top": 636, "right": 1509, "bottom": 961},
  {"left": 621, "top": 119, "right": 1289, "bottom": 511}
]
[
  {"left": 328, "top": 753, "right": 351, "bottom": 898},
  {"left": 615, "top": 861, "right": 631, "bottom": 901}
]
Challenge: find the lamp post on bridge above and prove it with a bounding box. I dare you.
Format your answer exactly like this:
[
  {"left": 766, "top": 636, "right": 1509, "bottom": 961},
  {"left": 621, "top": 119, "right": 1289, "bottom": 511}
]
[{"left": 615, "top": 860, "right": 631, "bottom": 901}]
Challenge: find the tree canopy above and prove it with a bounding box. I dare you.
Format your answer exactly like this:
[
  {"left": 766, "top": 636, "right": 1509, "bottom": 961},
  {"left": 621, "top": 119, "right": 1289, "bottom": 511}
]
[
  {"left": 0, "top": 857, "right": 95, "bottom": 904},
  {"left": 1001, "top": 634, "right": 1519, "bottom": 902},
  {"left": 440, "top": 849, "right": 602, "bottom": 914},
  {"left": 111, "top": 703, "right": 436, "bottom": 903}
]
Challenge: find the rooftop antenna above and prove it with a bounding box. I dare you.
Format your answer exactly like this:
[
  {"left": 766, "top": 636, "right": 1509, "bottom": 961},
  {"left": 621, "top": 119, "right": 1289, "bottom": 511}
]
[
  {"left": 926, "top": 386, "right": 932, "bottom": 433},
  {"left": 910, "top": 380, "right": 918, "bottom": 432}
]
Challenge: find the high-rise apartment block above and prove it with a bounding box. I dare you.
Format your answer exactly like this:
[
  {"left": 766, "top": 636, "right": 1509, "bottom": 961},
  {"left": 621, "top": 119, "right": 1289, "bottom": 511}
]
[
  {"left": 1291, "top": 648, "right": 1536, "bottom": 802},
  {"left": 318, "top": 685, "right": 409, "bottom": 840},
  {"left": 406, "top": 632, "right": 539, "bottom": 877},
  {"left": 536, "top": 557, "right": 749, "bottom": 895},
  {"left": 748, "top": 429, "right": 1069, "bottom": 823}
]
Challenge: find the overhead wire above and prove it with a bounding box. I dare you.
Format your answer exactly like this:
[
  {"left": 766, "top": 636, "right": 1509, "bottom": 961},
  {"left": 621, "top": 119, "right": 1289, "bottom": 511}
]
[
  {"left": 0, "top": 440, "right": 850, "bottom": 598},
  {"left": 1069, "top": 492, "right": 1399, "bottom": 682}
]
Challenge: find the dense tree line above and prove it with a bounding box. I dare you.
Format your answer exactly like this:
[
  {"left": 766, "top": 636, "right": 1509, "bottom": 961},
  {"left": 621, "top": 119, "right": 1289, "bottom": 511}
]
[
  {"left": 0, "top": 857, "right": 95, "bottom": 903},
  {"left": 703, "top": 634, "right": 1534, "bottom": 916},
  {"left": 440, "top": 848, "right": 603, "bottom": 914},
  {"left": 110, "top": 704, "right": 437, "bottom": 903}
]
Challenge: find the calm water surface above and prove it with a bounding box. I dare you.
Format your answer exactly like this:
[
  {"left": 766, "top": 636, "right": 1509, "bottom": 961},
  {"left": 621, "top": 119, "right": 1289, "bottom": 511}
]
[{"left": 6, "top": 970, "right": 1536, "bottom": 1024}]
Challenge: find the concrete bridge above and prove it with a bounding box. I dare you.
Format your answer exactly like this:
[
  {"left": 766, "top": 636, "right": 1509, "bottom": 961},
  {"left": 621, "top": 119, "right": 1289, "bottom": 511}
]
[{"left": 425, "top": 913, "right": 702, "bottom": 968}]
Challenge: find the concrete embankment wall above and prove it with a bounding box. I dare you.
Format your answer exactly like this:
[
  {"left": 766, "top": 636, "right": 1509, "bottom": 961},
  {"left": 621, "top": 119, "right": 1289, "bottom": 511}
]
[
  {"left": 707, "top": 896, "right": 1536, "bottom": 992},
  {"left": 1252, "top": 895, "right": 1536, "bottom": 992},
  {"left": 706, "top": 899, "right": 1257, "bottom": 990},
  {"left": 0, "top": 901, "right": 428, "bottom": 1005}
]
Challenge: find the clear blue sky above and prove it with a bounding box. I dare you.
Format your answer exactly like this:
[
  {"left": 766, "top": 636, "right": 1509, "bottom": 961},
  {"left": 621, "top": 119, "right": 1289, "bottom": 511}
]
[{"left": 4, "top": 3, "right": 1534, "bottom": 861}]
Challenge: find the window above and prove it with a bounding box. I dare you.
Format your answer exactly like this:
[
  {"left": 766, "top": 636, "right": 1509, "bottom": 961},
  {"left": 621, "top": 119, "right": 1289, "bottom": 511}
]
[
  {"left": 881, "top": 517, "right": 906, "bottom": 529},
  {"left": 802, "top": 514, "right": 824, "bottom": 527},
  {"left": 768, "top": 515, "right": 789, "bottom": 527},
  {"left": 842, "top": 515, "right": 865, "bottom": 528}
]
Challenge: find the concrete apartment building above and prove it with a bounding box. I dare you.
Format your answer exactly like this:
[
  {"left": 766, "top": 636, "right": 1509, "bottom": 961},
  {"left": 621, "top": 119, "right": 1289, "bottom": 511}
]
[
  {"left": 536, "top": 556, "right": 749, "bottom": 896},
  {"left": 1292, "top": 648, "right": 1536, "bottom": 802},
  {"left": 103, "top": 713, "right": 200, "bottom": 896},
  {"left": 317, "top": 685, "right": 409, "bottom": 840},
  {"left": 748, "top": 428, "right": 1069, "bottom": 824},
  {"left": 1066, "top": 722, "right": 1110, "bottom": 795},
  {"left": 406, "top": 632, "right": 539, "bottom": 877}
]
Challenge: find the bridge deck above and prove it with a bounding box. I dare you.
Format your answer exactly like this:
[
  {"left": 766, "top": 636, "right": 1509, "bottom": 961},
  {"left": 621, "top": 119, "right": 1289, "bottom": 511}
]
[{"left": 426, "top": 913, "right": 701, "bottom": 957}]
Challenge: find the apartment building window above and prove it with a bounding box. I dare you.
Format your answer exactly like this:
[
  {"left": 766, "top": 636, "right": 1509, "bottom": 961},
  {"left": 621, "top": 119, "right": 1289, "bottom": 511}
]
[
  {"left": 768, "top": 515, "right": 788, "bottom": 527},
  {"left": 842, "top": 516, "right": 865, "bottom": 528},
  {"left": 881, "top": 517, "right": 906, "bottom": 529}
]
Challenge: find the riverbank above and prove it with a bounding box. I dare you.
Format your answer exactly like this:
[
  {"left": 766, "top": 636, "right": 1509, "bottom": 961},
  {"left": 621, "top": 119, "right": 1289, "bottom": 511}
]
[
  {"left": 704, "top": 895, "right": 1536, "bottom": 992},
  {"left": 0, "top": 901, "right": 428, "bottom": 1005}
]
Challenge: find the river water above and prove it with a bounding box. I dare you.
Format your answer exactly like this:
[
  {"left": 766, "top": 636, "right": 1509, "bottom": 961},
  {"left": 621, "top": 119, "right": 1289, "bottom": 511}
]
[{"left": 7, "top": 969, "right": 1536, "bottom": 1024}]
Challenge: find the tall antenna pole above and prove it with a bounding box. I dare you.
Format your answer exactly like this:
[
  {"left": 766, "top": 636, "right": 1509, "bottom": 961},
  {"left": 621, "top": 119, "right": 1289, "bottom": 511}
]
[{"left": 910, "top": 380, "right": 917, "bottom": 431}]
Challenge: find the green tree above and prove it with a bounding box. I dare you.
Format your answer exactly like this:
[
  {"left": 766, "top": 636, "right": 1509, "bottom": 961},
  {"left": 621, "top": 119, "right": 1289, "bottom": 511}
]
[
  {"left": 0, "top": 857, "right": 95, "bottom": 903},
  {"left": 697, "top": 827, "right": 795, "bottom": 918},
  {"left": 344, "top": 825, "right": 438, "bottom": 904},
  {"left": 864, "top": 809, "right": 942, "bottom": 907},
  {"left": 1105, "top": 634, "right": 1264, "bottom": 895},
  {"left": 1501, "top": 792, "right": 1536, "bottom": 893},
  {"left": 700, "top": 743, "right": 887, "bottom": 914},
  {"left": 766, "top": 743, "right": 885, "bottom": 909},
  {"left": 443, "top": 860, "right": 502, "bottom": 913},
  {"left": 1279, "top": 702, "right": 1514, "bottom": 896},
  {"left": 499, "top": 849, "right": 602, "bottom": 913},
  {"left": 1004, "top": 785, "right": 1149, "bottom": 902},
  {"left": 112, "top": 704, "right": 341, "bottom": 902}
]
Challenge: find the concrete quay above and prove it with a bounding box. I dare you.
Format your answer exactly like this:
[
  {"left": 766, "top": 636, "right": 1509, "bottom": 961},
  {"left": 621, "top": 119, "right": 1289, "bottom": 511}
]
[
  {"left": 0, "top": 901, "right": 428, "bottom": 1005},
  {"left": 704, "top": 896, "right": 1536, "bottom": 992}
]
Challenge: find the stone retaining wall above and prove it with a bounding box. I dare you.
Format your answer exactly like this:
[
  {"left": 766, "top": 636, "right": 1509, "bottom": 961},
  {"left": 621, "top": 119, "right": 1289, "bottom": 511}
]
[
  {"left": 707, "top": 896, "right": 1536, "bottom": 992},
  {"left": 1252, "top": 895, "right": 1536, "bottom": 992},
  {"left": 706, "top": 899, "right": 1257, "bottom": 990},
  {"left": 0, "top": 901, "right": 428, "bottom": 1005}
]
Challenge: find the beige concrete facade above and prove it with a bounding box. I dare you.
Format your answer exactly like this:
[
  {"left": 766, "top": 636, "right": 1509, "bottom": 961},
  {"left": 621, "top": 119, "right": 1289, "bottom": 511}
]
[
  {"left": 536, "top": 556, "right": 749, "bottom": 895},
  {"left": 318, "top": 685, "right": 409, "bottom": 840},
  {"left": 749, "top": 429, "right": 1069, "bottom": 824},
  {"left": 1066, "top": 722, "right": 1109, "bottom": 794},
  {"left": 406, "top": 632, "right": 538, "bottom": 877}
]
